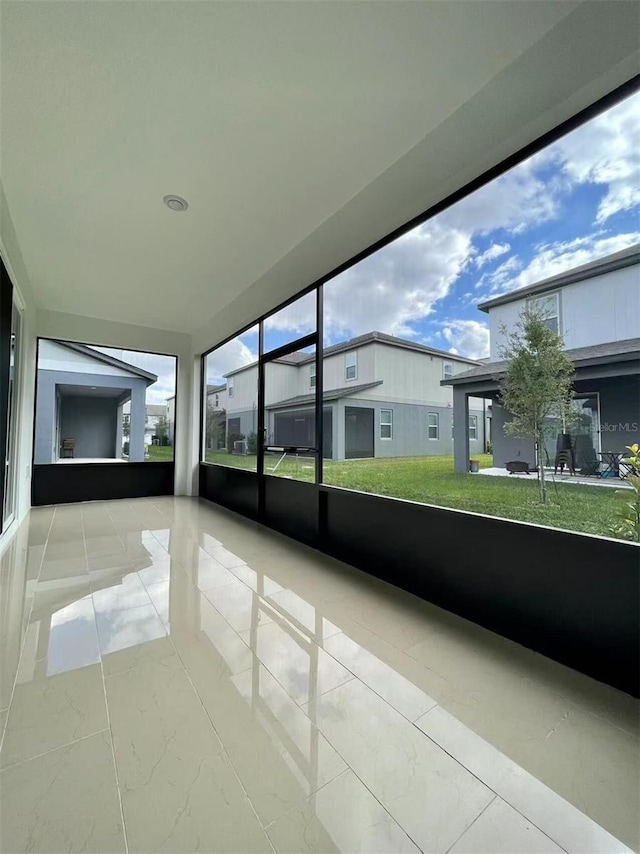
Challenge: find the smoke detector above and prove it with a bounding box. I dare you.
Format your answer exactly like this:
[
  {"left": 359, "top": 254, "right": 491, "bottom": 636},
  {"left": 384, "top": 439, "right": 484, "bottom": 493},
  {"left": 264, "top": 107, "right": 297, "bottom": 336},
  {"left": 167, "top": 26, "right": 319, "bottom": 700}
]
[{"left": 163, "top": 195, "right": 189, "bottom": 212}]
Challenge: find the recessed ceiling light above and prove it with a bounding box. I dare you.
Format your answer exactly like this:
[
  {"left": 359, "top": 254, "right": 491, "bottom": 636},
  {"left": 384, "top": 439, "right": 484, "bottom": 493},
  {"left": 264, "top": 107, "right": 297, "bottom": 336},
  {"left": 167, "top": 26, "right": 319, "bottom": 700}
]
[{"left": 163, "top": 194, "right": 189, "bottom": 212}]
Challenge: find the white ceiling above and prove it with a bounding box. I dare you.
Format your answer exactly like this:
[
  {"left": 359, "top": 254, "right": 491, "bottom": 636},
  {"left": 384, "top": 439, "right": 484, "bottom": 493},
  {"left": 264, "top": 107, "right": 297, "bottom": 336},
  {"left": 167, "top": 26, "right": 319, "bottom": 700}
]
[{"left": 1, "top": 1, "right": 638, "bottom": 341}]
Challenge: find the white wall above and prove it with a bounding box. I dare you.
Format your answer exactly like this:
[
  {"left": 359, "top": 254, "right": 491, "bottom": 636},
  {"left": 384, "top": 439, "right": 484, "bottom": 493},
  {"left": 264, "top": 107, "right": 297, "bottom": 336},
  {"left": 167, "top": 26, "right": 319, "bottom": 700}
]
[
  {"left": 1, "top": 182, "right": 38, "bottom": 553},
  {"left": 323, "top": 345, "right": 376, "bottom": 390},
  {"left": 38, "top": 339, "right": 145, "bottom": 377},
  {"left": 367, "top": 345, "right": 464, "bottom": 406},
  {"left": 489, "top": 264, "right": 640, "bottom": 359}
]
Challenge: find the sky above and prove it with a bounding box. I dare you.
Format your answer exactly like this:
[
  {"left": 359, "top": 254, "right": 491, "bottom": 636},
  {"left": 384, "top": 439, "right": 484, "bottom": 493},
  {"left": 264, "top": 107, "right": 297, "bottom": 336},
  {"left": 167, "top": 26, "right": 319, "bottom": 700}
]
[
  {"left": 212, "top": 91, "right": 639, "bottom": 384},
  {"left": 95, "top": 347, "right": 177, "bottom": 406}
]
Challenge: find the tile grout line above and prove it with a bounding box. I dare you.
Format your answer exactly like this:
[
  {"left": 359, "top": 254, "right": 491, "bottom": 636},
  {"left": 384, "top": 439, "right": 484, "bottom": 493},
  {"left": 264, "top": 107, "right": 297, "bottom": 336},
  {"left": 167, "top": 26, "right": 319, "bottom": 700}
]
[
  {"left": 443, "top": 794, "right": 497, "bottom": 854},
  {"left": 160, "top": 613, "right": 277, "bottom": 853},
  {"left": 81, "top": 505, "right": 130, "bottom": 854},
  {"left": 0, "top": 507, "right": 56, "bottom": 758},
  {"left": 0, "top": 728, "right": 111, "bottom": 773},
  {"left": 409, "top": 706, "right": 582, "bottom": 854}
]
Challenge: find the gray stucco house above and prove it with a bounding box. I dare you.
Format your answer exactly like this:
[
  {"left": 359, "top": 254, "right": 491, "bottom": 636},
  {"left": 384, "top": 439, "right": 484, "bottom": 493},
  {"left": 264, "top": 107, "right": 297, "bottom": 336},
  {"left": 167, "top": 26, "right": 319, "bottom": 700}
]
[
  {"left": 210, "top": 332, "right": 490, "bottom": 460},
  {"left": 35, "top": 340, "right": 157, "bottom": 463},
  {"left": 445, "top": 244, "right": 640, "bottom": 473}
]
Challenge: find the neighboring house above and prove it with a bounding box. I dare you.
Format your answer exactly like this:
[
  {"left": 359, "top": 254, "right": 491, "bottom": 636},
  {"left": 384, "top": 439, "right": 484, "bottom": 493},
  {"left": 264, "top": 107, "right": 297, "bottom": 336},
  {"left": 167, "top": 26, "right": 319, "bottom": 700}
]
[
  {"left": 34, "top": 341, "right": 157, "bottom": 463},
  {"left": 122, "top": 403, "right": 169, "bottom": 445},
  {"left": 166, "top": 395, "right": 175, "bottom": 445},
  {"left": 216, "top": 332, "right": 489, "bottom": 460},
  {"left": 444, "top": 244, "right": 640, "bottom": 472}
]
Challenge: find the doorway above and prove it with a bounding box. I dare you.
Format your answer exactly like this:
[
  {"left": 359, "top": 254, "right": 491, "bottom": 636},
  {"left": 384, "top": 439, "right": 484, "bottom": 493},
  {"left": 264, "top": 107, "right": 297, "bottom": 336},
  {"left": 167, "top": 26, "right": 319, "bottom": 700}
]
[{"left": 345, "top": 407, "right": 374, "bottom": 459}]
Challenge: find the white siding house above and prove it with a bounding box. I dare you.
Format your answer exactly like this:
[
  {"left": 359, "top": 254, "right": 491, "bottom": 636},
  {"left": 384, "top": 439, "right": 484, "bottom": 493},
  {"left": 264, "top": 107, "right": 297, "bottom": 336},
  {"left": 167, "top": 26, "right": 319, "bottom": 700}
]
[
  {"left": 446, "top": 244, "right": 640, "bottom": 473},
  {"left": 214, "top": 332, "right": 488, "bottom": 460}
]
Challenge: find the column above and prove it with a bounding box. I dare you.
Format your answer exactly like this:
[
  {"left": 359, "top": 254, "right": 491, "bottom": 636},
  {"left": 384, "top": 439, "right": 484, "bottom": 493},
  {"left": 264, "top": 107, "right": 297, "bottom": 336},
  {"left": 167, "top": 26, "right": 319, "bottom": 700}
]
[
  {"left": 129, "top": 385, "right": 146, "bottom": 462},
  {"left": 115, "top": 403, "right": 123, "bottom": 460},
  {"left": 453, "top": 388, "right": 470, "bottom": 473}
]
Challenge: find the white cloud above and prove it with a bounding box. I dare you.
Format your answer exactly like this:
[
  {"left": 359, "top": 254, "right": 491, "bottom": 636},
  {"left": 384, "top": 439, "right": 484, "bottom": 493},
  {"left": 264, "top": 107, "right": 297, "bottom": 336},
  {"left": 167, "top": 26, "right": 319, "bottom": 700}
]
[
  {"left": 263, "top": 292, "right": 316, "bottom": 338},
  {"left": 438, "top": 159, "right": 561, "bottom": 236},
  {"left": 324, "top": 220, "right": 473, "bottom": 340},
  {"left": 205, "top": 335, "right": 257, "bottom": 384},
  {"left": 441, "top": 319, "right": 490, "bottom": 360},
  {"left": 476, "top": 255, "right": 522, "bottom": 293},
  {"left": 487, "top": 232, "right": 640, "bottom": 297},
  {"left": 474, "top": 242, "right": 510, "bottom": 269},
  {"left": 547, "top": 94, "right": 640, "bottom": 224},
  {"left": 96, "top": 347, "right": 177, "bottom": 405}
]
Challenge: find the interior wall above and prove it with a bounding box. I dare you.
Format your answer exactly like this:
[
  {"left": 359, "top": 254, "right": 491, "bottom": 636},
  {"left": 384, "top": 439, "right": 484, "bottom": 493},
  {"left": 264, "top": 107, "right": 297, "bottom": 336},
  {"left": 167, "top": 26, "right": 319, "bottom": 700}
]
[{"left": 0, "top": 182, "right": 38, "bottom": 552}]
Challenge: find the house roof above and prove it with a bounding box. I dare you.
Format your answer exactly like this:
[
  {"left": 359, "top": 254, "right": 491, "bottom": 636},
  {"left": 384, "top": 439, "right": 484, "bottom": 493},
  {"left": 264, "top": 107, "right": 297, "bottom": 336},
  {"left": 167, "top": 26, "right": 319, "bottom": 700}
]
[
  {"left": 225, "top": 331, "right": 479, "bottom": 378},
  {"left": 266, "top": 381, "right": 384, "bottom": 410},
  {"left": 305, "top": 331, "right": 479, "bottom": 365},
  {"left": 206, "top": 383, "right": 226, "bottom": 394},
  {"left": 55, "top": 341, "right": 158, "bottom": 384},
  {"left": 477, "top": 244, "right": 640, "bottom": 313},
  {"left": 443, "top": 337, "right": 640, "bottom": 386}
]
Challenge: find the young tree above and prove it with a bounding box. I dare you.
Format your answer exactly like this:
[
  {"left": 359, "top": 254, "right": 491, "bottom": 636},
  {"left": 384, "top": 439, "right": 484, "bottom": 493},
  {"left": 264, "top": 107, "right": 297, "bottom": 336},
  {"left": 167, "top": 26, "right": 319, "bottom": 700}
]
[
  {"left": 206, "top": 404, "right": 226, "bottom": 450},
  {"left": 155, "top": 415, "right": 169, "bottom": 445},
  {"left": 499, "top": 308, "right": 575, "bottom": 505}
]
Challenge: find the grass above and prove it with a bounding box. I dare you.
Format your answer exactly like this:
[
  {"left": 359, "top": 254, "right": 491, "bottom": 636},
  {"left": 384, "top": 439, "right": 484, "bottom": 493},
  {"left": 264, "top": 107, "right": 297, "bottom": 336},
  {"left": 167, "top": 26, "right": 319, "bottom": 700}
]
[
  {"left": 145, "top": 445, "right": 175, "bottom": 462},
  {"left": 204, "top": 449, "right": 629, "bottom": 538}
]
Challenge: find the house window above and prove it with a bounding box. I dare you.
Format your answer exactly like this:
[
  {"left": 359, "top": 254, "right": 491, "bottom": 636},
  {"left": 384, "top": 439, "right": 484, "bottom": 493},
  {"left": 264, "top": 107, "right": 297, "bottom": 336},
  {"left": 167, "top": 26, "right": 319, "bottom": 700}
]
[
  {"left": 380, "top": 409, "right": 393, "bottom": 440},
  {"left": 528, "top": 292, "right": 560, "bottom": 335},
  {"left": 228, "top": 377, "right": 234, "bottom": 398},
  {"left": 428, "top": 412, "right": 439, "bottom": 440},
  {"left": 310, "top": 364, "right": 316, "bottom": 388},
  {"left": 345, "top": 351, "right": 357, "bottom": 381},
  {"left": 469, "top": 414, "right": 478, "bottom": 440},
  {"left": 443, "top": 362, "right": 453, "bottom": 379}
]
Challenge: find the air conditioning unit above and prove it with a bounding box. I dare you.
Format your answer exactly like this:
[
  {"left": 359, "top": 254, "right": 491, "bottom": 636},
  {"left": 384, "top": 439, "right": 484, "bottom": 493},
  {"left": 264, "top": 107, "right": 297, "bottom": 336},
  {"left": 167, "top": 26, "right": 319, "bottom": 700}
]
[{"left": 233, "top": 440, "right": 247, "bottom": 455}]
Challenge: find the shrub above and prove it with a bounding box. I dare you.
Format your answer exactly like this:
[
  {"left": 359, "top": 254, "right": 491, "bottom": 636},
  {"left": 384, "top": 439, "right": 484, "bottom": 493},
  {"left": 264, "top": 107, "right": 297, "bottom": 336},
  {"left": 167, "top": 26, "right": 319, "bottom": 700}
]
[{"left": 611, "top": 443, "right": 640, "bottom": 542}]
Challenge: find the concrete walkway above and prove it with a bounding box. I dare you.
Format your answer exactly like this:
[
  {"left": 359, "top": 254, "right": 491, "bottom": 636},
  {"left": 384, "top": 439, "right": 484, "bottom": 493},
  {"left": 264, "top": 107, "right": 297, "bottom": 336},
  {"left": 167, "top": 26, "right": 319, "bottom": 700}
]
[{"left": 476, "top": 467, "right": 632, "bottom": 489}]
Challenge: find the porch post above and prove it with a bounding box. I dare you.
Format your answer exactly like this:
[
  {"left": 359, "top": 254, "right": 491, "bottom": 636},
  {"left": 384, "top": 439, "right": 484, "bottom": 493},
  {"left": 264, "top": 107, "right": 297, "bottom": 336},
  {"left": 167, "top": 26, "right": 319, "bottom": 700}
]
[
  {"left": 129, "top": 386, "right": 146, "bottom": 462},
  {"left": 453, "top": 388, "right": 469, "bottom": 473},
  {"left": 115, "top": 403, "right": 123, "bottom": 460}
]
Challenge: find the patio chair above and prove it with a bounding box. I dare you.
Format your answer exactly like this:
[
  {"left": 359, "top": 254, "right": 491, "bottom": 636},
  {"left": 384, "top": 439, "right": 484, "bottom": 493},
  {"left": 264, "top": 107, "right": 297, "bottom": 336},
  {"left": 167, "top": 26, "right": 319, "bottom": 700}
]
[
  {"left": 554, "top": 449, "right": 575, "bottom": 475},
  {"left": 579, "top": 453, "right": 601, "bottom": 477},
  {"left": 60, "top": 438, "right": 75, "bottom": 459}
]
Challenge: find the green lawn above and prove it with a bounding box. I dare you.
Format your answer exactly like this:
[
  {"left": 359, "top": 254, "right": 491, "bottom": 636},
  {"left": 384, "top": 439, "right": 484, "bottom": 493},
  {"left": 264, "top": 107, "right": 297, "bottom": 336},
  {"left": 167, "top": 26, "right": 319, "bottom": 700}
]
[
  {"left": 204, "top": 450, "right": 629, "bottom": 539},
  {"left": 145, "top": 445, "right": 175, "bottom": 462}
]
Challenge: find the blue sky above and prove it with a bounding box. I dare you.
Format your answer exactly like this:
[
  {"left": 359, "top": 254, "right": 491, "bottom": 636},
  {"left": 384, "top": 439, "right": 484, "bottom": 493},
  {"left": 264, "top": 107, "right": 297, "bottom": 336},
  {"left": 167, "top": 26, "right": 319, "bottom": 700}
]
[{"left": 208, "top": 90, "right": 639, "bottom": 383}]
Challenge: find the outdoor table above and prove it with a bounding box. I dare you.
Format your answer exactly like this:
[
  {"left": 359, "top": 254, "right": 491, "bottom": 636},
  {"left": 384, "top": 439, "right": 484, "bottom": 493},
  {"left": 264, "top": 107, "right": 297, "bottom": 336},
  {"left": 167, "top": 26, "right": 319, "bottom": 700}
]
[
  {"left": 618, "top": 456, "right": 639, "bottom": 478},
  {"left": 597, "top": 451, "right": 628, "bottom": 478}
]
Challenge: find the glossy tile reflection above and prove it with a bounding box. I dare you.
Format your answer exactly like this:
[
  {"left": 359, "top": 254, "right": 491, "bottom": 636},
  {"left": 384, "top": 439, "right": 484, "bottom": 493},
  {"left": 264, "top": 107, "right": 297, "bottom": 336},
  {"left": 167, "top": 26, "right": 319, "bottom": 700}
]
[{"left": 0, "top": 497, "right": 638, "bottom": 854}]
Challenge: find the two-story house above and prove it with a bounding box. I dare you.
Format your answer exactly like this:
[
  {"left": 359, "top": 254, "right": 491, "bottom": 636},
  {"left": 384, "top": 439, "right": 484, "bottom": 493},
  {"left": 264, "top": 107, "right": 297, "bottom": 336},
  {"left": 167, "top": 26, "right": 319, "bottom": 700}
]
[
  {"left": 444, "top": 244, "right": 640, "bottom": 473},
  {"left": 219, "top": 331, "right": 488, "bottom": 460}
]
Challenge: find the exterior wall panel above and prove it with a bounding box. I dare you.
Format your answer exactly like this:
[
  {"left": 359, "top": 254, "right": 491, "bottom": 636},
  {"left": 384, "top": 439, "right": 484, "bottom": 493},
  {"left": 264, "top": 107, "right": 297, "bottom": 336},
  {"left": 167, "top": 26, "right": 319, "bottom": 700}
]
[
  {"left": 322, "top": 343, "right": 376, "bottom": 390},
  {"left": 489, "top": 266, "right": 639, "bottom": 359},
  {"left": 347, "top": 397, "right": 486, "bottom": 458}
]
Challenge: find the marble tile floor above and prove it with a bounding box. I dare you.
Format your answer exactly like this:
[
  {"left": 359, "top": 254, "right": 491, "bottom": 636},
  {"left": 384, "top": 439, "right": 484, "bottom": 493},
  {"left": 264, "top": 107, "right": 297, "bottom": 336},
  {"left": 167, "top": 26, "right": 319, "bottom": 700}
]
[{"left": 0, "top": 496, "right": 638, "bottom": 854}]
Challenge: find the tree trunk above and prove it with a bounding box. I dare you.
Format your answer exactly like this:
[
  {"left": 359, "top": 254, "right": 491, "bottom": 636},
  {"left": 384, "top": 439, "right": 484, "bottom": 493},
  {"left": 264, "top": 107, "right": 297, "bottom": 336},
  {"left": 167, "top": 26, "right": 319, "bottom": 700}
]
[{"left": 536, "top": 434, "right": 547, "bottom": 504}]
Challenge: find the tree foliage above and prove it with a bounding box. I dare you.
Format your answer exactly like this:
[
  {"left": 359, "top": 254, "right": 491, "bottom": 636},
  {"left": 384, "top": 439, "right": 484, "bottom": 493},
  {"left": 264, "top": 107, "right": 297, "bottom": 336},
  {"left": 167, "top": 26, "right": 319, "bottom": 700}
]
[
  {"left": 499, "top": 308, "right": 575, "bottom": 504},
  {"left": 206, "top": 404, "right": 226, "bottom": 450}
]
